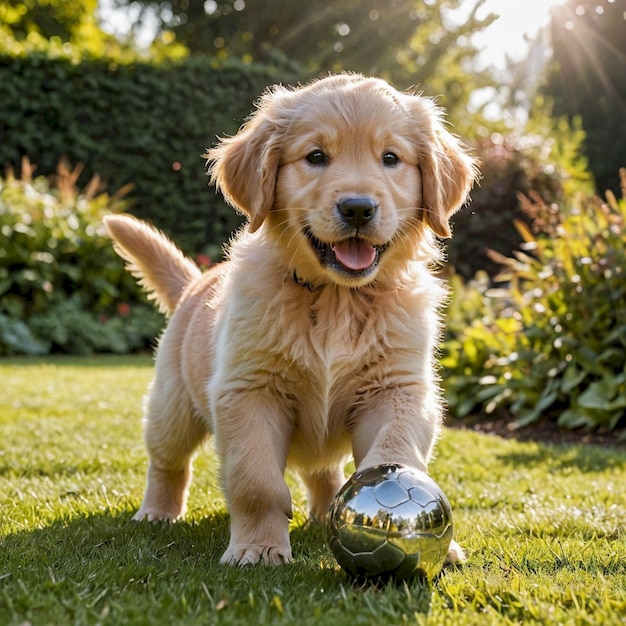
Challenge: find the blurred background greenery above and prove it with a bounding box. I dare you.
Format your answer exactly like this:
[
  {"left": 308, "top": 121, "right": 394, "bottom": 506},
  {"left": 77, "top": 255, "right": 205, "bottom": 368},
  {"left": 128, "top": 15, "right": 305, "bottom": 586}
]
[{"left": 0, "top": 0, "right": 624, "bottom": 434}]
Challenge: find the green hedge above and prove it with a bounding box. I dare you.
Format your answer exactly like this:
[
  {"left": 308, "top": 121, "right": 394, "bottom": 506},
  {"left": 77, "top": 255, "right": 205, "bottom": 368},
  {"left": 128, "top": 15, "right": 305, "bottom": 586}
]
[{"left": 0, "top": 54, "right": 297, "bottom": 254}]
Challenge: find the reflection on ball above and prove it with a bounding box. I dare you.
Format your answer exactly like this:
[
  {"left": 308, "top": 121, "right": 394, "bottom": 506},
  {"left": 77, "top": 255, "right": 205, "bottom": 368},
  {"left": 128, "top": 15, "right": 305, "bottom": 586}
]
[{"left": 326, "top": 463, "right": 453, "bottom": 580}]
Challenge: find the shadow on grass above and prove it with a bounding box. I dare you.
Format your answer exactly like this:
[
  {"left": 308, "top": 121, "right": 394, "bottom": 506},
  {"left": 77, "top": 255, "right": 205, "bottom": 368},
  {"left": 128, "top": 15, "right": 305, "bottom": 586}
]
[
  {"left": 2, "top": 510, "right": 230, "bottom": 580},
  {"left": 1, "top": 510, "right": 434, "bottom": 624},
  {"left": 496, "top": 439, "right": 626, "bottom": 473}
]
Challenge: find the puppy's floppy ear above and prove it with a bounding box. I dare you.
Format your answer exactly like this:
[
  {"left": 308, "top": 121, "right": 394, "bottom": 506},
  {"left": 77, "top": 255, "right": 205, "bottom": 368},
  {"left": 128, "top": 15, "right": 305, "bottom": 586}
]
[
  {"left": 206, "top": 89, "right": 286, "bottom": 233},
  {"left": 409, "top": 98, "right": 479, "bottom": 238}
]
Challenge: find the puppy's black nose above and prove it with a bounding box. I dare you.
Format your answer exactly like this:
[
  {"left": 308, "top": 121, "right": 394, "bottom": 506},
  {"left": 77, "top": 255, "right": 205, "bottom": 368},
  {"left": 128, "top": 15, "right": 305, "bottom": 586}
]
[{"left": 337, "top": 197, "right": 378, "bottom": 229}]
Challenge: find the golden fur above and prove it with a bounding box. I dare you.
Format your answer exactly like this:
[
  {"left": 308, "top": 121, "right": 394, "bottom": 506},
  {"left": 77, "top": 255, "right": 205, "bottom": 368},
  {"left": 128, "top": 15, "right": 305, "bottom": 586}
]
[{"left": 105, "top": 73, "right": 478, "bottom": 567}]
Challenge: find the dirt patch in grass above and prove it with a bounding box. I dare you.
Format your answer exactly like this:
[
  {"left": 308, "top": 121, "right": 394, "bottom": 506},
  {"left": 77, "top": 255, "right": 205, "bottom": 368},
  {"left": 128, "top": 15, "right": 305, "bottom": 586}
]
[{"left": 447, "top": 412, "right": 626, "bottom": 448}]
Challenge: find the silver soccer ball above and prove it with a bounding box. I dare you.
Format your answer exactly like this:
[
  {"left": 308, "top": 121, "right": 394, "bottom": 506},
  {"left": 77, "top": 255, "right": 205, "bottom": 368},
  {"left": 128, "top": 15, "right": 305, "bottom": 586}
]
[{"left": 326, "top": 463, "right": 454, "bottom": 580}]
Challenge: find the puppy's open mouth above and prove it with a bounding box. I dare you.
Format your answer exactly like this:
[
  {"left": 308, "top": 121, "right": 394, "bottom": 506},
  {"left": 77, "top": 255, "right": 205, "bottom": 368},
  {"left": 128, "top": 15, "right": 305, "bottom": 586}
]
[{"left": 304, "top": 229, "right": 388, "bottom": 278}]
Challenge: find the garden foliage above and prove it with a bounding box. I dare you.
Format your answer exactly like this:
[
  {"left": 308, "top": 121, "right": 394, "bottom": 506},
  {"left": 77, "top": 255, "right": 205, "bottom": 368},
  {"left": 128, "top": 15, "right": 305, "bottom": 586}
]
[
  {"left": 442, "top": 169, "right": 626, "bottom": 432},
  {"left": 543, "top": 0, "right": 626, "bottom": 198},
  {"left": 1, "top": 19, "right": 623, "bottom": 431},
  {"left": 0, "top": 158, "right": 164, "bottom": 355}
]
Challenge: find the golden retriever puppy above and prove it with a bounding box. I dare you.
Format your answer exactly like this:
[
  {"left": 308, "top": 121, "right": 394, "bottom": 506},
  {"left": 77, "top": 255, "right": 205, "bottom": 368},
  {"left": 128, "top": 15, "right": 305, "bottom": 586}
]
[{"left": 105, "top": 73, "right": 478, "bottom": 567}]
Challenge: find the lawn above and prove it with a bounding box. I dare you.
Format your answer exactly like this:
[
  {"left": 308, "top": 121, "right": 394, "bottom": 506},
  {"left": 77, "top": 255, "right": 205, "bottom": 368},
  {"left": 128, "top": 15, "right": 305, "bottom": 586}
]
[{"left": 1, "top": 357, "right": 625, "bottom": 625}]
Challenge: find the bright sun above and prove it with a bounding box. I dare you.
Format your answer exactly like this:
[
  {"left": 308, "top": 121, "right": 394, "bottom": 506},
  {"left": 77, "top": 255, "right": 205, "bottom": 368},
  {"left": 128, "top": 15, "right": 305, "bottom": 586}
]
[{"left": 474, "top": 0, "right": 569, "bottom": 68}]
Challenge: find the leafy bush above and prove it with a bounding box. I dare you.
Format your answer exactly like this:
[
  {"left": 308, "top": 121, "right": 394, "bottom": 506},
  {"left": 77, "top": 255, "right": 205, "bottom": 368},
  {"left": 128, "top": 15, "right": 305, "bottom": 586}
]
[
  {"left": 448, "top": 118, "right": 592, "bottom": 279},
  {"left": 0, "top": 158, "right": 164, "bottom": 355},
  {"left": 440, "top": 271, "right": 518, "bottom": 419},
  {"left": 442, "top": 169, "right": 626, "bottom": 432}
]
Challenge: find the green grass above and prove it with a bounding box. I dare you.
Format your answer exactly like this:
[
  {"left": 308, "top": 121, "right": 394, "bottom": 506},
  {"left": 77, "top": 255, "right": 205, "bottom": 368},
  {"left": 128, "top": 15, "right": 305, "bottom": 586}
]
[{"left": 1, "top": 357, "right": 625, "bottom": 625}]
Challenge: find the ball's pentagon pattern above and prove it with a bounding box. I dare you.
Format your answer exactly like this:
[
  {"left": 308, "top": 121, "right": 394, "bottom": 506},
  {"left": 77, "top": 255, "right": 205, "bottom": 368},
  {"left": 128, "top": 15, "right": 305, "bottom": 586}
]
[{"left": 326, "top": 464, "right": 454, "bottom": 579}]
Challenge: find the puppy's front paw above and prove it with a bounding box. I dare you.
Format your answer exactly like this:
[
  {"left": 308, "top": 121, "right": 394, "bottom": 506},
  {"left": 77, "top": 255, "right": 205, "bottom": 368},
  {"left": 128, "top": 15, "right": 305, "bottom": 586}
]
[
  {"left": 445, "top": 539, "right": 466, "bottom": 564},
  {"left": 220, "top": 543, "right": 293, "bottom": 567}
]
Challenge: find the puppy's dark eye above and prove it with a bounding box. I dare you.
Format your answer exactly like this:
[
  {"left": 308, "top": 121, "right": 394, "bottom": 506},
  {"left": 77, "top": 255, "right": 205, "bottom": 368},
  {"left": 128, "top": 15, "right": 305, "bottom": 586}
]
[
  {"left": 382, "top": 151, "right": 399, "bottom": 167},
  {"left": 306, "top": 150, "right": 328, "bottom": 165}
]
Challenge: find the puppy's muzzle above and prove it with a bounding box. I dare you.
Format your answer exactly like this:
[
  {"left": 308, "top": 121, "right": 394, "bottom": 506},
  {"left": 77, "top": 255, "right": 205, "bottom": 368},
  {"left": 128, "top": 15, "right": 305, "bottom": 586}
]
[
  {"left": 303, "top": 195, "right": 388, "bottom": 283},
  {"left": 336, "top": 197, "right": 379, "bottom": 230}
]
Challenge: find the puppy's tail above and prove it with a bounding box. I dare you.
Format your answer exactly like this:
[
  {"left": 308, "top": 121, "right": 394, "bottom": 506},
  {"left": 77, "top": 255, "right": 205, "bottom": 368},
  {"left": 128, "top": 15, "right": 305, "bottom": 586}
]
[{"left": 104, "top": 214, "right": 201, "bottom": 316}]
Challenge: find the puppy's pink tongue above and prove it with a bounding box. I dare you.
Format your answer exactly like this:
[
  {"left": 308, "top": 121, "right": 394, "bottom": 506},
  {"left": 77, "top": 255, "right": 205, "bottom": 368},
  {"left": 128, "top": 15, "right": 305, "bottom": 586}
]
[{"left": 332, "top": 239, "right": 377, "bottom": 271}]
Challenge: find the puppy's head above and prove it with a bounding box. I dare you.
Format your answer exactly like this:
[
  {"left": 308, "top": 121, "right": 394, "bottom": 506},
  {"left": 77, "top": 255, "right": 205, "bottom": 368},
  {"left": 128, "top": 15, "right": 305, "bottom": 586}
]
[{"left": 207, "top": 74, "right": 478, "bottom": 287}]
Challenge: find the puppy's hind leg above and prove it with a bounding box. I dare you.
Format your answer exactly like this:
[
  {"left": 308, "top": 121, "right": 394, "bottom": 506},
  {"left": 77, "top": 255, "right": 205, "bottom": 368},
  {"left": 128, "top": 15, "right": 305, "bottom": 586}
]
[
  {"left": 134, "top": 367, "right": 209, "bottom": 522},
  {"left": 445, "top": 540, "right": 467, "bottom": 564},
  {"left": 300, "top": 466, "right": 346, "bottom": 523},
  {"left": 135, "top": 391, "right": 208, "bottom": 522}
]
